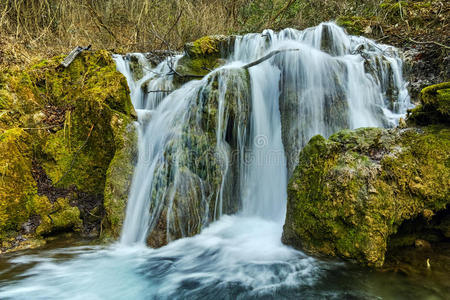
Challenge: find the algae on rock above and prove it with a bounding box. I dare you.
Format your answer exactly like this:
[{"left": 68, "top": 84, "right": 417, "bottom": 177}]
[
  {"left": 282, "top": 125, "right": 449, "bottom": 267},
  {"left": 0, "top": 128, "right": 36, "bottom": 240}
]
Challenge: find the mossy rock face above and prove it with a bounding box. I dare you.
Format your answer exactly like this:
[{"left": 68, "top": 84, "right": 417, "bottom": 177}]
[
  {"left": 0, "top": 50, "right": 136, "bottom": 251},
  {"left": 103, "top": 113, "right": 137, "bottom": 239},
  {"left": 408, "top": 82, "right": 450, "bottom": 125},
  {"left": 175, "top": 35, "right": 235, "bottom": 84},
  {"left": 282, "top": 126, "right": 450, "bottom": 267},
  {"left": 0, "top": 128, "right": 36, "bottom": 240}
]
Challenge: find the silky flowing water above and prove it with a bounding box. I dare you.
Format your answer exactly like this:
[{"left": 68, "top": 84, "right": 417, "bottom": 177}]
[{"left": 0, "top": 23, "right": 448, "bottom": 299}]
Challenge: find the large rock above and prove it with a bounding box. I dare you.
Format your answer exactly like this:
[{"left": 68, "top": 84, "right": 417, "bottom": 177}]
[
  {"left": 0, "top": 50, "right": 136, "bottom": 252},
  {"left": 282, "top": 123, "right": 449, "bottom": 267}
]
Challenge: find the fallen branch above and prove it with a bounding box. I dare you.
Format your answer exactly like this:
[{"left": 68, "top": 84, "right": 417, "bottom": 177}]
[
  {"left": 60, "top": 45, "right": 91, "bottom": 68},
  {"left": 242, "top": 49, "right": 300, "bottom": 69},
  {"left": 147, "top": 90, "right": 173, "bottom": 93}
]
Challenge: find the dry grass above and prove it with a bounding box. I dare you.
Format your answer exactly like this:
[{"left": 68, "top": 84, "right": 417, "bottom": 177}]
[
  {"left": 0, "top": 0, "right": 437, "bottom": 68},
  {"left": 0, "top": 0, "right": 242, "bottom": 65}
]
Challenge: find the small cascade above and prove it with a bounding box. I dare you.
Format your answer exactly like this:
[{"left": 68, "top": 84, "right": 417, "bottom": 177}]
[
  {"left": 115, "top": 56, "right": 252, "bottom": 245},
  {"left": 115, "top": 22, "right": 412, "bottom": 246}
]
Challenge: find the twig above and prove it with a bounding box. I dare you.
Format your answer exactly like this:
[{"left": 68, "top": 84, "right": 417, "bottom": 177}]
[
  {"left": 407, "top": 38, "right": 450, "bottom": 50},
  {"left": 159, "top": 10, "right": 183, "bottom": 49},
  {"left": 390, "top": 33, "right": 450, "bottom": 50},
  {"left": 268, "top": 0, "right": 296, "bottom": 27},
  {"left": 375, "top": 36, "right": 389, "bottom": 42},
  {"left": 20, "top": 124, "right": 61, "bottom": 130},
  {"left": 85, "top": 2, "right": 118, "bottom": 42},
  {"left": 149, "top": 21, "right": 183, "bottom": 77},
  {"left": 47, "top": 207, "right": 61, "bottom": 224},
  {"left": 398, "top": 0, "right": 404, "bottom": 21},
  {"left": 86, "top": 209, "right": 102, "bottom": 219},
  {"left": 147, "top": 90, "right": 173, "bottom": 93},
  {"left": 242, "top": 49, "right": 300, "bottom": 69},
  {"left": 54, "top": 124, "right": 94, "bottom": 186}
]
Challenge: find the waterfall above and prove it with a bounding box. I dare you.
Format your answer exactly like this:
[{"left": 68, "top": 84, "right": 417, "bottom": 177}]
[
  {"left": 115, "top": 22, "right": 411, "bottom": 246},
  {"left": 0, "top": 23, "right": 419, "bottom": 300}
]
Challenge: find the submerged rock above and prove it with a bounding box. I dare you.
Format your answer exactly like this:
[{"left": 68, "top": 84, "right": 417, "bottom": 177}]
[
  {"left": 0, "top": 50, "right": 136, "bottom": 252},
  {"left": 282, "top": 122, "right": 449, "bottom": 267}
]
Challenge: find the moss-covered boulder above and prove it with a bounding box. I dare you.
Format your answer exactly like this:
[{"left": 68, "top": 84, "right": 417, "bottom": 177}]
[
  {"left": 282, "top": 125, "right": 449, "bottom": 267},
  {"left": 175, "top": 35, "right": 235, "bottom": 84},
  {"left": 408, "top": 82, "right": 450, "bottom": 125},
  {"left": 0, "top": 50, "right": 136, "bottom": 252},
  {"left": 146, "top": 67, "right": 251, "bottom": 247}
]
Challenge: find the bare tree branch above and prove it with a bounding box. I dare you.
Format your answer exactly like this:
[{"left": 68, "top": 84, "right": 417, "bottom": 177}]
[{"left": 242, "top": 48, "right": 300, "bottom": 69}]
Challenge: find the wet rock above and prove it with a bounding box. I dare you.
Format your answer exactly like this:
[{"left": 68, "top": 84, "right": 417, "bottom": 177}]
[{"left": 145, "top": 68, "right": 251, "bottom": 247}]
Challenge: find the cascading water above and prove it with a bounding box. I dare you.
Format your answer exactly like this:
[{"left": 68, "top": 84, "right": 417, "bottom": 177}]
[
  {"left": 116, "top": 22, "right": 411, "bottom": 243},
  {"left": 4, "top": 23, "right": 441, "bottom": 300}
]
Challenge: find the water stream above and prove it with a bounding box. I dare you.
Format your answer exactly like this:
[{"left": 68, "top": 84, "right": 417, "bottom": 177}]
[{"left": 1, "top": 23, "right": 447, "bottom": 299}]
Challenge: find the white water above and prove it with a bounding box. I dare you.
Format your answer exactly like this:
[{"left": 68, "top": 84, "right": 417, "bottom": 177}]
[
  {"left": 118, "top": 23, "right": 411, "bottom": 243},
  {"left": 0, "top": 23, "right": 418, "bottom": 299},
  {"left": 242, "top": 62, "right": 287, "bottom": 221}
]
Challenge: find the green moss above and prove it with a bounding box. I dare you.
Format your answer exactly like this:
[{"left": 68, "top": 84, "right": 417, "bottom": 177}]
[
  {"left": 336, "top": 16, "right": 370, "bottom": 35},
  {"left": 188, "top": 35, "right": 228, "bottom": 57},
  {"left": 0, "top": 50, "right": 137, "bottom": 249},
  {"left": 283, "top": 126, "right": 450, "bottom": 267},
  {"left": 0, "top": 89, "right": 12, "bottom": 110},
  {"left": 33, "top": 196, "right": 82, "bottom": 236},
  {"left": 103, "top": 113, "right": 137, "bottom": 238},
  {"left": 176, "top": 55, "right": 224, "bottom": 78},
  {"left": 0, "top": 128, "right": 35, "bottom": 240},
  {"left": 408, "top": 82, "right": 450, "bottom": 125},
  {"left": 175, "top": 35, "right": 233, "bottom": 82},
  {"left": 421, "top": 82, "right": 450, "bottom": 116},
  {"left": 380, "top": 1, "right": 432, "bottom": 24}
]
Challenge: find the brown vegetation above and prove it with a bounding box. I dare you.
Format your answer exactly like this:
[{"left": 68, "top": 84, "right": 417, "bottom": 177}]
[{"left": 0, "top": 0, "right": 386, "bottom": 66}]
